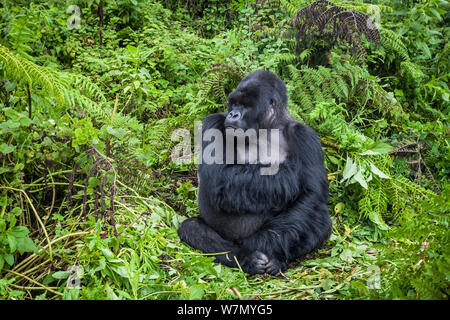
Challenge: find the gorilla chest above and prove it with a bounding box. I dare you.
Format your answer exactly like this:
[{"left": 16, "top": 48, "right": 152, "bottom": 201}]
[
  {"left": 198, "top": 174, "right": 278, "bottom": 240},
  {"left": 201, "top": 164, "right": 300, "bottom": 215}
]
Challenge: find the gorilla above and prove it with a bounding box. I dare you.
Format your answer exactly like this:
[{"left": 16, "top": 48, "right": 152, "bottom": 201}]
[{"left": 178, "top": 70, "right": 332, "bottom": 275}]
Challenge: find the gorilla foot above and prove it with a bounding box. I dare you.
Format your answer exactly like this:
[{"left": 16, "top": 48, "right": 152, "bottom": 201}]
[
  {"left": 240, "top": 251, "right": 286, "bottom": 276},
  {"left": 265, "top": 258, "right": 287, "bottom": 276},
  {"left": 240, "top": 251, "right": 268, "bottom": 275}
]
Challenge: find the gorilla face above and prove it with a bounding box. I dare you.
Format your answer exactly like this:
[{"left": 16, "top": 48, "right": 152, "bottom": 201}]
[{"left": 224, "top": 70, "right": 288, "bottom": 131}]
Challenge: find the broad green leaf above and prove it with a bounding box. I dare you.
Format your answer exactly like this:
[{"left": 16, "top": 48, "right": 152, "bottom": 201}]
[
  {"left": 114, "top": 266, "right": 130, "bottom": 278},
  {"left": 9, "top": 226, "right": 29, "bottom": 238},
  {"left": 52, "top": 271, "right": 69, "bottom": 279},
  {"left": 428, "top": 8, "right": 442, "bottom": 21},
  {"left": 360, "top": 142, "right": 395, "bottom": 155},
  {"left": 4, "top": 120, "right": 20, "bottom": 129},
  {"left": 339, "top": 248, "right": 353, "bottom": 263},
  {"left": 7, "top": 234, "right": 17, "bottom": 252},
  {"left": 0, "top": 143, "right": 15, "bottom": 154},
  {"left": 126, "top": 44, "right": 138, "bottom": 56},
  {"left": 341, "top": 157, "right": 357, "bottom": 182},
  {"left": 320, "top": 278, "right": 336, "bottom": 291},
  {"left": 16, "top": 237, "right": 37, "bottom": 254},
  {"left": 88, "top": 238, "right": 97, "bottom": 251},
  {"left": 106, "top": 126, "right": 126, "bottom": 139},
  {"left": 189, "top": 285, "right": 205, "bottom": 300},
  {"left": 352, "top": 169, "right": 368, "bottom": 189},
  {"left": 4, "top": 82, "right": 16, "bottom": 91},
  {"left": 327, "top": 155, "right": 341, "bottom": 165},
  {"left": 4, "top": 253, "right": 14, "bottom": 266},
  {"left": 19, "top": 117, "right": 32, "bottom": 126},
  {"left": 88, "top": 177, "right": 100, "bottom": 188},
  {"left": 101, "top": 247, "right": 115, "bottom": 259},
  {"left": 368, "top": 211, "right": 389, "bottom": 231},
  {"left": 369, "top": 163, "right": 391, "bottom": 179}
]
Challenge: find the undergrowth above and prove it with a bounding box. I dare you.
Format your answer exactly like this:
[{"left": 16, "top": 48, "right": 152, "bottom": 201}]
[{"left": 0, "top": 0, "right": 448, "bottom": 300}]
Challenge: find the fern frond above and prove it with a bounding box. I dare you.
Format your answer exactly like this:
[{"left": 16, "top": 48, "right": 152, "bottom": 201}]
[
  {"left": 393, "top": 175, "right": 437, "bottom": 199},
  {"left": 0, "top": 44, "right": 139, "bottom": 135},
  {"left": 277, "top": 52, "right": 298, "bottom": 65},
  {"left": 292, "top": 0, "right": 380, "bottom": 60},
  {"left": 379, "top": 27, "right": 409, "bottom": 62},
  {"left": 0, "top": 44, "right": 65, "bottom": 103},
  {"left": 286, "top": 62, "right": 403, "bottom": 118},
  {"left": 63, "top": 73, "right": 107, "bottom": 104},
  {"left": 194, "top": 62, "right": 246, "bottom": 109},
  {"left": 358, "top": 179, "right": 389, "bottom": 230},
  {"left": 337, "top": 2, "right": 393, "bottom": 14},
  {"left": 280, "top": 0, "right": 311, "bottom": 17},
  {"left": 400, "top": 61, "right": 426, "bottom": 84}
]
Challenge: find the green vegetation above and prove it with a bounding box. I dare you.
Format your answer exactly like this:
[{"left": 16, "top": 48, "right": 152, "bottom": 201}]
[{"left": 0, "top": 0, "right": 448, "bottom": 300}]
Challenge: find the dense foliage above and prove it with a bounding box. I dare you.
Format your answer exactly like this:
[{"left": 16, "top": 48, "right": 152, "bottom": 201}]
[{"left": 0, "top": 0, "right": 448, "bottom": 300}]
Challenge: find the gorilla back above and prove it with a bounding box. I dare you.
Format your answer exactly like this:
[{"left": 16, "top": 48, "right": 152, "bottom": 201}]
[{"left": 178, "top": 70, "right": 332, "bottom": 275}]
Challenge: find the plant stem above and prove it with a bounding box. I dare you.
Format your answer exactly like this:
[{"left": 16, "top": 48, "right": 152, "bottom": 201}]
[
  {"left": 4, "top": 269, "right": 63, "bottom": 296},
  {"left": 0, "top": 186, "right": 52, "bottom": 261},
  {"left": 26, "top": 83, "right": 32, "bottom": 118}
]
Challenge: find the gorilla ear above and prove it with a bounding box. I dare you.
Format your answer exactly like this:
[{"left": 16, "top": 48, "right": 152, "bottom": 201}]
[{"left": 269, "top": 98, "right": 275, "bottom": 106}]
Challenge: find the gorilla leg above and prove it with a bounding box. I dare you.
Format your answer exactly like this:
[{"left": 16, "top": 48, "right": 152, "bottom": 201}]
[
  {"left": 178, "top": 217, "right": 280, "bottom": 275},
  {"left": 178, "top": 217, "right": 236, "bottom": 266}
]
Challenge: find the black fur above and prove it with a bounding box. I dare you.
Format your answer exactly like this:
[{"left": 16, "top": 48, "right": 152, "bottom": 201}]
[{"left": 178, "top": 70, "right": 332, "bottom": 275}]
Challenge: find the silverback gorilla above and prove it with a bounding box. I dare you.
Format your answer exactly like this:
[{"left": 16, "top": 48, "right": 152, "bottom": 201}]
[{"left": 178, "top": 70, "right": 332, "bottom": 275}]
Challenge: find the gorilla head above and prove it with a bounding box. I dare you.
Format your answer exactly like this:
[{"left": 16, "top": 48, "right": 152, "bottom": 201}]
[{"left": 225, "top": 70, "right": 289, "bottom": 131}]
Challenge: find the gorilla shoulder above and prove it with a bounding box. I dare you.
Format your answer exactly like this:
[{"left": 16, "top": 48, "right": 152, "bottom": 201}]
[{"left": 202, "top": 112, "right": 226, "bottom": 131}]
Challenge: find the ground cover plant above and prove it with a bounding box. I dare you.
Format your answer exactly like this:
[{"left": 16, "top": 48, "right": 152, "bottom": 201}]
[{"left": 0, "top": 0, "right": 448, "bottom": 300}]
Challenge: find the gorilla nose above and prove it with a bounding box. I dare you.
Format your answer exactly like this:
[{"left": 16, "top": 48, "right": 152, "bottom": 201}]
[{"left": 227, "top": 110, "right": 241, "bottom": 120}]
